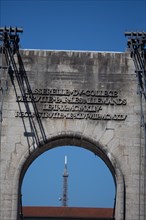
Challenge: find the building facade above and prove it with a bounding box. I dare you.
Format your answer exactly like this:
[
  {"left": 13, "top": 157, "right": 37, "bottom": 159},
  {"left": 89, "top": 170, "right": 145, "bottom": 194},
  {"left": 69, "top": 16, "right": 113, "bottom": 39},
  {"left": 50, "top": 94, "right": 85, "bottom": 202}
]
[{"left": 23, "top": 206, "right": 114, "bottom": 220}]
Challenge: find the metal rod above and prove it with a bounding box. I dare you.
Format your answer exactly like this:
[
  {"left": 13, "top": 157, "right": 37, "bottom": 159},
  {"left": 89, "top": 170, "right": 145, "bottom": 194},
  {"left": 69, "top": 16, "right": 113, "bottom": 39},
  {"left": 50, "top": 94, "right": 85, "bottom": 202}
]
[
  {"left": 125, "top": 32, "right": 146, "bottom": 37},
  {"left": 0, "top": 27, "right": 23, "bottom": 33}
]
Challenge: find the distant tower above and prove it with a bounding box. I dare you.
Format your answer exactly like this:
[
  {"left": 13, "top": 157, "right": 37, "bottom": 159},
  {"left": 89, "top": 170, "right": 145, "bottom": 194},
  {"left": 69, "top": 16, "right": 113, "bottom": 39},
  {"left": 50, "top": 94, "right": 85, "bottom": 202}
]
[{"left": 62, "top": 155, "right": 69, "bottom": 206}]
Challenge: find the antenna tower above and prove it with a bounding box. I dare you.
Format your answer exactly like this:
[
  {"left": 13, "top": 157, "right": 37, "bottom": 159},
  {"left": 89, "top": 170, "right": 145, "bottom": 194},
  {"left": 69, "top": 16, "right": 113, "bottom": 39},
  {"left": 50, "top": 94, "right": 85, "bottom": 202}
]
[{"left": 62, "top": 155, "right": 69, "bottom": 206}]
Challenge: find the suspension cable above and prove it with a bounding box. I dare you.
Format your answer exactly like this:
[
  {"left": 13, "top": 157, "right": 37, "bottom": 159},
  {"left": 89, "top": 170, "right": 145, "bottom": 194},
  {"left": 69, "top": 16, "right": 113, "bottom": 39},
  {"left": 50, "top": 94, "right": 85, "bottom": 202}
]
[
  {"left": 125, "top": 31, "right": 146, "bottom": 220},
  {"left": 0, "top": 26, "right": 47, "bottom": 220}
]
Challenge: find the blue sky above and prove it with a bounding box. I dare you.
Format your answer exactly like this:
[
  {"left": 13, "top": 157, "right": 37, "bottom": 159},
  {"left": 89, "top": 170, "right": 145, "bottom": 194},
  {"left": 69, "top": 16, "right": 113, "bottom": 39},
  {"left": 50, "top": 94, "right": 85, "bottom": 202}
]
[
  {"left": 1, "top": 0, "right": 146, "bottom": 52},
  {"left": 0, "top": 0, "right": 146, "bottom": 208},
  {"left": 22, "top": 146, "right": 115, "bottom": 207}
]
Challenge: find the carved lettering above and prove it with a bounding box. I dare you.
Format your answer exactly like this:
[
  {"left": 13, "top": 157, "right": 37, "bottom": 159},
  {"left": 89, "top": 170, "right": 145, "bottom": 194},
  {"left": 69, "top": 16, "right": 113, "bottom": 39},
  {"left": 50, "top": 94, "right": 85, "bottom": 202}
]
[
  {"left": 15, "top": 111, "right": 127, "bottom": 121},
  {"left": 15, "top": 88, "right": 127, "bottom": 121}
]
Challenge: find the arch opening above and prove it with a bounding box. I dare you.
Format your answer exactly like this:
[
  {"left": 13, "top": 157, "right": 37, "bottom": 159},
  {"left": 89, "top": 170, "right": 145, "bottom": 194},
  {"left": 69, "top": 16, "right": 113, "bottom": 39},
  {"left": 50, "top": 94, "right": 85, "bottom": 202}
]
[
  {"left": 17, "top": 133, "right": 124, "bottom": 220},
  {"left": 22, "top": 145, "right": 116, "bottom": 208}
]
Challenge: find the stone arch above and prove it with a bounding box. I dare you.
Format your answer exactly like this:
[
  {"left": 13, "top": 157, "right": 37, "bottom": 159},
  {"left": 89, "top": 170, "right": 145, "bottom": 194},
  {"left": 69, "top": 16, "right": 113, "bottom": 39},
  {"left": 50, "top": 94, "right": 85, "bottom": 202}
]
[{"left": 11, "top": 132, "right": 125, "bottom": 220}]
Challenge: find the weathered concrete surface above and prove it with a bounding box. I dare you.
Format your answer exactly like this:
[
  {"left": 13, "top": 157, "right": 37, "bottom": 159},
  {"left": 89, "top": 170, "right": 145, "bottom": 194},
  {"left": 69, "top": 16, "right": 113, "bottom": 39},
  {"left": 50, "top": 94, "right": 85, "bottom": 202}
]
[{"left": 0, "top": 50, "right": 146, "bottom": 220}]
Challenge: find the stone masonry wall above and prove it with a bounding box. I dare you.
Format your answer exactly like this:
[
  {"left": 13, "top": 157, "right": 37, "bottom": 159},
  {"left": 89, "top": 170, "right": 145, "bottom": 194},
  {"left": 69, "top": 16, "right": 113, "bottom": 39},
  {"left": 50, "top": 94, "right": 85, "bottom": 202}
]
[{"left": 0, "top": 50, "right": 145, "bottom": 220}]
